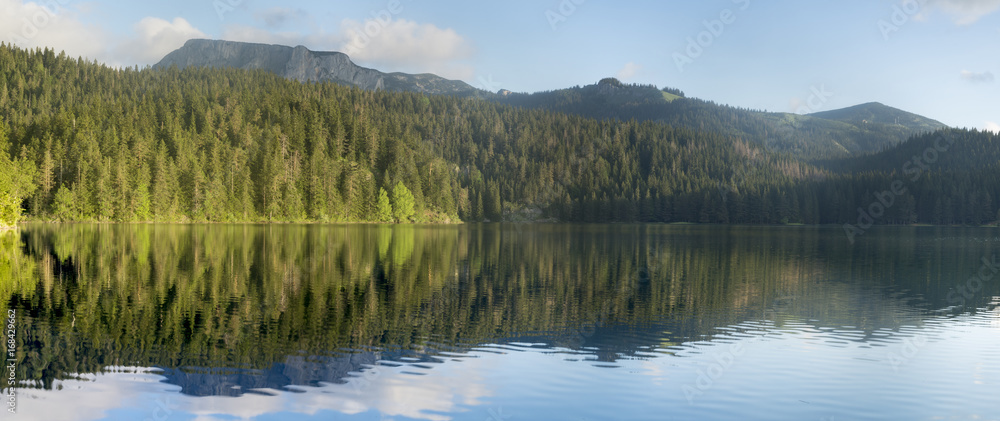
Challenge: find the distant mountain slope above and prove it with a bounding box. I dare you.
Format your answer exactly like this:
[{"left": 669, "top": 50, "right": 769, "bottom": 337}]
[
  {"left": 156, "top": 39, "right": 483, "bottom": 97},
  {"left": 495, "top": 79, "right": 949, "bottom": 159},
  {"left": 818, "top": 128, "right": 1000, "bottom": 174},
  {"left": 154, "top": 41, "right": 948, "bottom": 160},
  {"left": 752, "top": 106, "right": 946, "bottom": 157},
  {"left": 808, "top": 102, "right": 946, "bottom": 133}
]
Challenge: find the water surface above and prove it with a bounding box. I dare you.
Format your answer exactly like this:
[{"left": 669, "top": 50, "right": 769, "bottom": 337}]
[{"left": 2, "top": 224, "right": 998, "bottom": 420}]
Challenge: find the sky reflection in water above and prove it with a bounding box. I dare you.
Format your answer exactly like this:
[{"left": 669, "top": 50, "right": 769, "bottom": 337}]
[{"left": 3, "top": 225, "right": 1000, "bottom": 420}]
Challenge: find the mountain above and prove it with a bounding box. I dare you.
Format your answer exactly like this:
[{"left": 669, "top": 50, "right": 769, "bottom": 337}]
[
  {"left": 6, "top": 42, "right": 995, "bottom": 227},
  {"left": 819, "top": 128, "right": 1000, "bottom": 174},
  {"left": 494, "top": 79, "right": 949, "bottom": 159},
  {"left": 808, "top": 102, "right": 946, "bottom": 133},
  {"left": 752, "top": 105, "right": 947, "bottom": 158},
  {"left": 156, "top": 40, "right": 947, "bottom": 160},
  {"left": 155, "top": 39, "right": 483, "bottom": 97}
]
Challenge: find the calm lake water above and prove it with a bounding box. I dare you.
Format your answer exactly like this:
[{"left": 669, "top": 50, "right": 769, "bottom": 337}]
[{"left": 2, "top": 224, "right": 999, "bottom": 420}]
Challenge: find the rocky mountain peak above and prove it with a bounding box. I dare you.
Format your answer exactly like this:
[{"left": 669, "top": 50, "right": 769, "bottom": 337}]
[{"left": 156, "top": 39, "right": 480, "bottom": 97}]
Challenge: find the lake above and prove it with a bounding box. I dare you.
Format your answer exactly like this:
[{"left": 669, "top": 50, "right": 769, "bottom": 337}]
[{"left": 2, "top": 224, "right": 998, "bottom": 420}]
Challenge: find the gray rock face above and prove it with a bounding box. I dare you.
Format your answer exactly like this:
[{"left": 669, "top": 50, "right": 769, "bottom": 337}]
[{"left": 156, "top": 39, "right": 481, "bottom": 96}]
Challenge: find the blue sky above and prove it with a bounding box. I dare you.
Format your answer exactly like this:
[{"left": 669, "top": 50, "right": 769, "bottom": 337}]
[{"left": 2, "top": 0, "right": 997, "bottom": 130}]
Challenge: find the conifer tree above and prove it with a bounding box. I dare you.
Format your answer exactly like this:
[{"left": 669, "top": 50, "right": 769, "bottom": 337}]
[
  {"left": 376, "top": 187, "right": 393, "bottom": 223},
  {"left": 0, "top": 123, "right": 36, "bottom": 227},
  {"left": 392, "top": 182, "right": 416, "bottom": 223}
]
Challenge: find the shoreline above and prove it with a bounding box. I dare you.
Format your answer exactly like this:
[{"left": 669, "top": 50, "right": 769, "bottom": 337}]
[{"left": 15, "top": 220, "right": 1000, "bottom": 228}]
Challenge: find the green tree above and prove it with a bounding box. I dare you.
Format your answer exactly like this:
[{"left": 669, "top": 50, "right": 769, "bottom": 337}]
[
  {"left": 0, "top": 123, "right": 37, "bottom": 228},
  {"left": 34, "top": 145, "right": 54, "bottom": 216},
  {"left": 52, "top": 185, "right": 74, "bottom": 222},
  {"left": 376, "top": 187, "right": 393, "bottom": 223},
  {"left": 391, "top": 182, "right": 416, "bottom": 223},
  {"left": 485, "top": 181, "right": 502, "bottom": 221},
  {"left": 94, "top": 157, "right": 114, "bottom": 221},
  {"left": 133, "top": 165, "right": 153, "bottom": 222}
]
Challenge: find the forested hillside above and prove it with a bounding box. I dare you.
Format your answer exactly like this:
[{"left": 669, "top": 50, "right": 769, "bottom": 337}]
[
  {"left": 0, "top": 43, "right": 997, "bottom": 227},
  {"left": 0, "top": 44, "right": 458, "bottom": 224},
  {"left": 0, "top": 43, "right": 819, "bottom": 225},
  {"left": 808, "top": 102, "right": 945, "bottom": 133},
  {"left": 496, "top": 78, "right": 948, "bottom": 159},
  {"left": 807, "top": 129, "right": 1000, "bottom": 227}
]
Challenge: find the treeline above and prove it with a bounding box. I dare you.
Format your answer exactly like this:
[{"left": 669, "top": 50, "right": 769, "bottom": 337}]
[
  {"left": 495, "top": 82, "right": 937, "bottom": 159},
  {"left": 1, "top": 43, "right": 998, "bottom": 226},
  {"left": 808, "top": 129, "right": 1000, "bottom": 227},
  {"left": 1, "top": 44, "right": 453, "bottom": 223},
  {"left": 0, "top": 43, "right": 819, "bottom": 224}
]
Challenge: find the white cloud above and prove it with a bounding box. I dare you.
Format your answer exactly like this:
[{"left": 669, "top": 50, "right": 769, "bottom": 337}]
[
  {"left": 1, "top": 1, "right": 476, "bottom": 79},
  {"left": 960, "top": 70, "right": 995, "bottom": 83},
  {"left": 114, "top": 17, "right": 206, "bottom": 66},
  {"left": 338, "top": 18, "right": 475, "bottom": 80},
  {"left": 0, "top": 1, "right": 207, "bottom": 67},
  {"left": 616, "top": 62, "right": 642, "bottom": 81},
  {"left": 17, "top": 357, "right": 496, "bottom": 421},
  {"left": 0, "top": 0, "right": 106, "bottom": 60},
  {"left": 219, "top": 17, "right": 477, "bottom": 81},
  {"left": 923, "top": 0, "right": 1000, "bottom": 25},
  {"left": 986, "top": 121, "right": 1000, "bottom": 134}
]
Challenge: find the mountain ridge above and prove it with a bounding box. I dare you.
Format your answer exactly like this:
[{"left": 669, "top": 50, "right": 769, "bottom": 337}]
[
  {"left": 807, "top": 102, "right": 946, "bottom": 133},
  {"left": 156, "top": 39, "right": 483, "bottom": 97},
  {"left": 156, "top": 39, "right": 949, "bottom": 159},
  {"left": 493, "top": 79, "right": 949, "bottom": 159}
]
